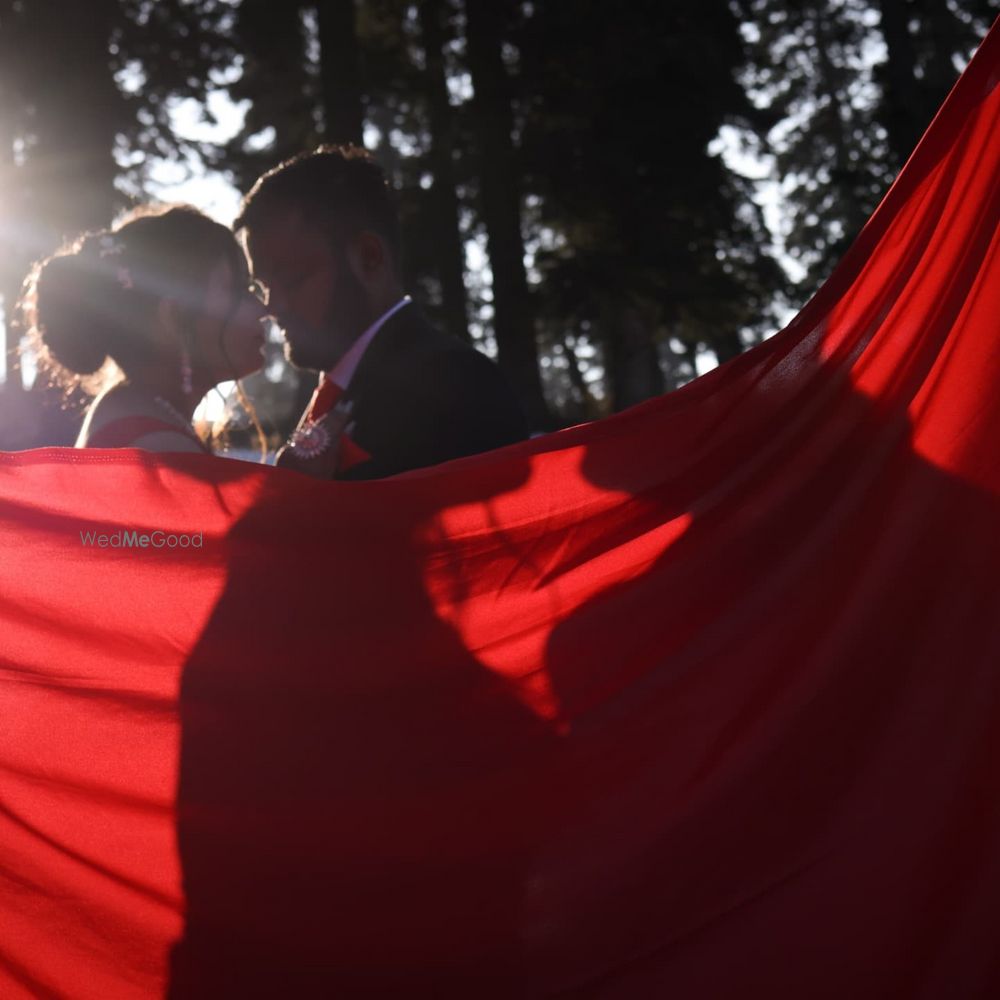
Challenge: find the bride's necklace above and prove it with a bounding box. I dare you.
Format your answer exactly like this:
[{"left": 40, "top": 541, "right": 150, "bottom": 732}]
[{"left": 153, "top": 395, "right": 195, "bottom": 433}]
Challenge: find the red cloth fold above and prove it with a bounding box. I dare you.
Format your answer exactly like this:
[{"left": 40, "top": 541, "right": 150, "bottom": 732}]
[{"left": 1, "top": 20, "right": 999, "bottom": 997}]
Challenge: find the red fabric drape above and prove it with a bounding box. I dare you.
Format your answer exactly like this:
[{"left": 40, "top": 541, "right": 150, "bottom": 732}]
[{"left": 2, "top": 21, "right": 999, "bottom": 998}]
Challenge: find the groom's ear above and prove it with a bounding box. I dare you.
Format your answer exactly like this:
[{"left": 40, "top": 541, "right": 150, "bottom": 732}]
[{"left": 346, "top": 230, "right": 389, "bottom": 284}]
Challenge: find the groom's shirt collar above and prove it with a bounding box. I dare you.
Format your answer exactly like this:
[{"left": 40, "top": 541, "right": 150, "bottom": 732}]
[{"left": 325, "top": 295, "right": 412, "bottom": 391}]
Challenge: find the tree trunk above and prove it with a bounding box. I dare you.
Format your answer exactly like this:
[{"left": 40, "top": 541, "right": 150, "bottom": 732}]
[
  {"left": 1, "top": 279, "right": 23, "bottom": 392},
  {"left": 876, "top": 0, "right": 925, "bottom": 169},
  {"left": 27, "top": 0, "right": 121, "bottom": 239},
  {"left": 713, "top": 329, "right": 744, "bottom": 366},
  {"left": 418, "top": 0, "right": 470, "bottom": 343},
  {"left": 606, "top": 302, "right": 663, "bottom": 412},
  {"left": 2, "top": 0, "right": 121, "bottom": 392},
  {"left": 0, "top": 84, "right": 22, "bottom": 389},
  {"left": 561, "top": 333, "right": 596, "bottom": 422},
  {"left": 464, "top": 0, "right": 552, "bottom": 430},
  {"left": 316, "top": 0, "right": 365, "bottom": 145}
]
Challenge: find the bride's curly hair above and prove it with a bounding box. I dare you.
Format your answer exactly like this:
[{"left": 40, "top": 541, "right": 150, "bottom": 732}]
[{"left": 19, "top": 204, "right": 267, "bottom": 457}]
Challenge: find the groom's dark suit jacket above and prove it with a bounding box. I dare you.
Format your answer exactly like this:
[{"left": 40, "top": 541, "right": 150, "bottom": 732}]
[{"left": 336, "top": 303, "right": 529, "bottom": 480}]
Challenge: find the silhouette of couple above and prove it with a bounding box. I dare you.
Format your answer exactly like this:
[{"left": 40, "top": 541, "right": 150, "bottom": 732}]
[{"left": 23, "top": 145, "right": 528, "bottom": 478}]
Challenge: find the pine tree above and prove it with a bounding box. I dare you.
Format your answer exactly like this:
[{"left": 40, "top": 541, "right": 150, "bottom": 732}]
[
  {"left": 464, "top": 0, "right": 553, "bottom": 429},
  {"left": 737, "top": 0, "right": 993, "bottom": 303},
  {"left": 517, "top": 0, "right": 784, "bottom": 412}
]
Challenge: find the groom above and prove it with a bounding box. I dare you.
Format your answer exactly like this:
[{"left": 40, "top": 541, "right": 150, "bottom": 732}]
[{"left": 236, "top": 145, "right": 529, "bottom": 479}]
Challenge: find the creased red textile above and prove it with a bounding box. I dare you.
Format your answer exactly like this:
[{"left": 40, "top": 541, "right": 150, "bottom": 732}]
[{"left": 2, "top": 22, "right": 999, "bottom": 999}]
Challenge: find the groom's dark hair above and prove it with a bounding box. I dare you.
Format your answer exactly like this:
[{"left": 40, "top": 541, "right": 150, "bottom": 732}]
[{"left": 235, "top": 144, "right": 402, "bottom": 268}]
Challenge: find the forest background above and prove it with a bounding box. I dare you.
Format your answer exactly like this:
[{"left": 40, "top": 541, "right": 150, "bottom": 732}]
[{"left": 0, "top": 0, "right": 993, "bottom": 450}]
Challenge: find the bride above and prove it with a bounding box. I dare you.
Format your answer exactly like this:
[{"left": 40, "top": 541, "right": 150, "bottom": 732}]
[{"left": 22, "top": 204, "right": 267, "bottom": 454}]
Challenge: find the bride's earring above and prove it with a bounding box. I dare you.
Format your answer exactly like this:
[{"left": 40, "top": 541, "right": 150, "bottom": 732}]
[{"left": 180, "top": 345, "right": 193, "bottom": 397}]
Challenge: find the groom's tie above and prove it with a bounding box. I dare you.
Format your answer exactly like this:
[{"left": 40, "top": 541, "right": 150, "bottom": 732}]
[{"left": 305, "top": 376, "right": 371, "bottom": 473}]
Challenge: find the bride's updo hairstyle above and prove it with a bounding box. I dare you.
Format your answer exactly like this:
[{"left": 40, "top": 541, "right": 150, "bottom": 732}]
[{"left": 22, "top": 204, "right": 247, "bottom": 394}]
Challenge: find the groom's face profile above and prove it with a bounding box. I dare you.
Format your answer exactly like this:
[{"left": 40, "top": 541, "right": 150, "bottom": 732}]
[{"left": 245, "top": 209, "right": 372, "bottom": 372}]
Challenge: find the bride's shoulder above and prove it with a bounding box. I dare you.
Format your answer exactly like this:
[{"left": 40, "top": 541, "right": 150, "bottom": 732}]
[{"left": 76, "top": 382, "right": 162, "bottom": 445}]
